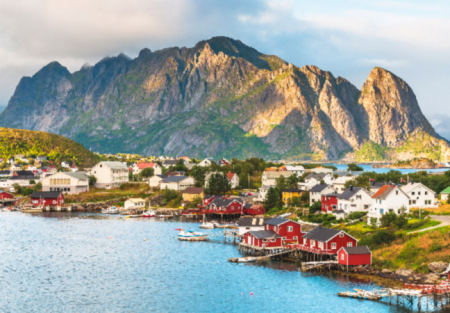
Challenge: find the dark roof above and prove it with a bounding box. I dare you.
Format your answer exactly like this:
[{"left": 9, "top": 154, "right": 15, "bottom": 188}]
[
  {"left": 238, "top": 217, "right": 268, "bottom": 227},
  {"left": 15, "top": 170, "right": 34, "bottom": 176},
  {"left": 248, "top": 230, "right": 282, "bottom": 239},
  {"left": 265, "top": 217, "right": 289, "bottom": 226},
  {"left": 322, "top": 192, "right": 339, "bottom": 197},
  {"left": 161, "top": 175, "right": 190, "bottom": 183},
  {"left": 303, "top": 226, "right": 341, "bottom": 242},
  {"left": 211, "top": 197, "right": 243, "bottom": 207},
  {"left": 337, "top": 187, "right": 363, "bottom": 200},
  {"left": 0, "top": 170, "right": 11, "bottom": 175},
  {"left": 283, "top": 188, "right": 303, "bottom": 192},
  {"left": 334, "top": 210, "right": 345, "bottom": 214},
  {"left": 342, "top": 246, "right": 371, "bottom": 255},
  {"left": 310, "top": 184, "right": 331, "bottom": 193},
  {"left": 163, "top": 160, "right": 178, "bottom": 165},
  {"left": 183, "top": 187, "right": 204, "bottom": 194},
  {"left": 370, "top": 181, "right": 385, "bottom": 188},
  {"left": 9, "top": 175, "right": 35, "bottom": 180},
  {"left": 30, "top": 191, "right": 62, "bottom": 199},
  {"left": 243, "top": 203, "right": 252, "bottom": 209},
  {"left": 155, "top": 174, "right": 167, "bottom": 179},
  {"left": 305, "top": 173, "right": 328, "bottom": 180}
]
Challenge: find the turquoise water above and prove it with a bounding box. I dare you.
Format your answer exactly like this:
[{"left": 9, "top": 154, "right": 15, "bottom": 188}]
[
  {"left": 328, "top": 163, "right": 446, "bottom": 174},
  {"left": 0, "top": 213, "right": 414, "bottom": 312}
]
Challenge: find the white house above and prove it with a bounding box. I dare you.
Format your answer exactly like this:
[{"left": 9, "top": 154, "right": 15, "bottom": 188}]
[
  {"left": 226, "top": 172, "right": 240, "bottom": 189},
  {"left": 285, "top": 165, "right": 305, "bottom": 176},
  {"left": 337, "top": 186, "right": 373, "bottom": 215},
  {"left": 198, "top": 158, "right": 214, "bottom": 167},
  {"left": 400, "top": 182, "right": 437, "bottom": 208},
  {"left": 333, "top": 176, "right": 354, "bottom": 193},
  {"left": 90, "top": 161, "right": 129, "bottom": 189},
  {"left": 124, "top": 198, "right": 146, "bottom": 210},
  {"left": 309, "top": 184, "right": 335, "bottom": 206},
  {"left": 237, "top": 217, "right": 268, "bottom": 235},
  {"left": 61, "top": 161, "right": 70, "bottom": 168},
  {"left": 261, "top": 170, "right": 293, "bottom": 187},
  {"left": 7, "top": 174, "right": 36, "bottom": 187},
  {"left": 132, "top": 162, "right": 162, "bottom": 175},
  {"left": 368, "top": 184, "right": 410, "bottom": 225},
  {"left": 42, "top": 172, "right": 89, "bottom": 195},
  {"left": 160, "top": 176, "right": 195, "bottom": 191},
  {"left": 148, "top": 174, "right": 167, "bottom": 188},
  {"left": 257, "top": 186, "right": 270, "bottom": 202},
  {"left": 304, "top": 173, "right": 334, "bottom": 190},
  {"left": 440, "top": 187, "right": 450, "bottom": 202},
  {"left": 311, "top": 167, "right": 333, "bottom": 174}
]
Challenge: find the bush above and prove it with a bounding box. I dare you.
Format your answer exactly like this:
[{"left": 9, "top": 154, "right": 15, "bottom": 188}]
[
  {"left": 347, "top": 211, "right": 367, "bottom": 220},
  {"left": 309, "top": 201, "right": 321, "bottom": 214},
  {"left": 359, "top": 229, "right": 396, "bottom": 247}
]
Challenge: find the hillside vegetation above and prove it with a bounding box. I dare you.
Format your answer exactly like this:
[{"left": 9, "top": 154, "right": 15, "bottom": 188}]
[{"left": 0, "top": 127, "right": 100, "bottom": 167}]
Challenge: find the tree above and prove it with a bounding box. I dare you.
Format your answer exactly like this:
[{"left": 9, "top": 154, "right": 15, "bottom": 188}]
[
  {"left": 380, "top": 211, "right": 398, "bottom": 228},
  {"left": 287, "top": 174, "right": 300, "bottom": 188},
  {"left": 89, "top": 175, "right": 97, "bottom": 186},
  {"left": 169, "top": 159, "right": 188, "bottom": 172},
  {"left": 291, "top": 196, "right": 302, "bottom": 207},
  {"left": 300, "top": 191, "right": 309, "bottom": 204},
  {"left": 191, "top": 166, "right": 208, "bottom": 187},
  {"left": 206, "top": 173, "right": 231, "bottom": 195},
  {"left": 310, "top": 201, "right": 322, "bottom": 214},
  {"left": 141, "top": 167, "right": 154, "bottom": 179},
  {"left": 275, "top": 175, "right": 287, "bottom": 192},
  {"left": 347, "top": 163, "right": 364, "bottom": 171},
  {"left": 265, "top": 187, "right": 281, "bottom": 210}
]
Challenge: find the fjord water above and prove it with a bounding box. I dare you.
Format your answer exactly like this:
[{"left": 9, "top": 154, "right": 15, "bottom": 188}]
[
  {"left": 329, "top": 163, "right": 445, "bottom": 174},
  {"left": 0, "top": 213, "right": 408, "bottom": 312}
]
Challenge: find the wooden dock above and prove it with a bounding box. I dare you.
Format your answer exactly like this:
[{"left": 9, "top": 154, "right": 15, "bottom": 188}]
[
  {"left": 229, "top": 249, "right": 294, "bottom": 263},
  {"left": 301, "top": 260, "right": 338, "bottom": 271}
]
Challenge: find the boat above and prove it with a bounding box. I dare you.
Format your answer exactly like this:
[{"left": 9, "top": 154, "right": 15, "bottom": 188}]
[
  {"left": 102, "top": 207, "right": 120, "bottom": 214},
  {"left": 199, "top": 222, "right": 215, "bottom": 229},
  {"left": 158, "top": 214, "right": 173, "bottom": 218},
  {"left": 126, "top": 215, "right": 142, "bottom": 218},
  {"left": 228, "top": 257, "right": 257, "bottom": 263},
  {"left": 178, "top": 229, "right": 208, "bottom": 241},
  {"left": 2, "top": 207, "right": 18, "bottom": 212},
  {"left": 142, "top": 210, "right": 156, "bottom": 217},
  {"left": 22, "top": 207, "right": 43, "bottom": 213}
]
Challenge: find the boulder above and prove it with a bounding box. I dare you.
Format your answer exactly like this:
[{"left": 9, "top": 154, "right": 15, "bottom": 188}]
[
  {"left": 395, "top": 269, "right": 413, "bottom": 277},
  {"left": 428, "top": 261, "right": 448, "bottom": 274},
  {"left": 423, "top": 273, "right": 440, "bottom": 284},
  {"left": 382, "top": 269, "right": 393, "bottom": 274}
]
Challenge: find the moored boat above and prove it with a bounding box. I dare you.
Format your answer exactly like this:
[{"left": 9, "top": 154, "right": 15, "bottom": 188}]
[
  {"left": 102, "top": 207, "right": 120, "bottom": 214},
  {"left": 199, "top": 222, "right": 215, "bottom": 229},
  {"left": 142, "top": 209, "right": 156, "bottom": 217},
  {"left": 178, "top": 229, "right": 208, "bottom": 241},
  {"left": 2, "top": 207, "right": 18, "bottom": 212},
  {"left": 22, "top": 207, "right": 43, "bottom": 213}
]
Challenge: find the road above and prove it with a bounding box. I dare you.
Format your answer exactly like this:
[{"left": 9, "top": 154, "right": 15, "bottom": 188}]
[{"left": 409, "top": 215, "right": 450, "bottom": 234}]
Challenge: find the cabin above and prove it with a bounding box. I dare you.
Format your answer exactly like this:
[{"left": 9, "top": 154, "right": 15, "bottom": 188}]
[
  {"left": 264, "top": 217, "right": 303, "bottom": 243},
  {"left": 30, "top": 191, "right": 64, "bottom": 207},
  {"left": 237, "top": 217, "right": 268, "bottom": 235},
  {"left": 124, "top": 198, "right": 146, "bottom": 210},
  {"left": 207, "top": 197, "right": 243, "bottom": 215},
  {"left": 338, "top": 246, "right": 372, "bottom": 266},
  {"left": 321, "top": 193, "right": 339, "bottom": 213},
  {"left": 243, "top": 231, "right": 282, "bottom": 248},
  {"left": 301, "top": 226, "right": 358, "bottom": 255},
  {"left": 182, "top": 187, "right": 205, "bottom": 202},
  {"left": 243, "top": 204, "right": 265, "bottom": 215}
]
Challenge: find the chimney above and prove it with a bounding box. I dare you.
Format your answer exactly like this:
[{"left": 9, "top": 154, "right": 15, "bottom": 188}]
[{"left": 350, "top": 185, "right": 353, "bottom": 191}]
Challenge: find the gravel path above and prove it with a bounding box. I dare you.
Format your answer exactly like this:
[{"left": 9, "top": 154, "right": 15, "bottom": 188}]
[{"left": 409, "top": 215, "right": 450, "bottom": 234}]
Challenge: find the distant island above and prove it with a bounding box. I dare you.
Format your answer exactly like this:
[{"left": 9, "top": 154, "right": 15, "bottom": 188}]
[{"left": 373, "top": 158, "right": 438, "bottom": 169}]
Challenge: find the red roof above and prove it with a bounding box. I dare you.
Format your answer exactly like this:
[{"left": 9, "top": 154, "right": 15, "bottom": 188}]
[
  {"left": 136, "top": 162, "right": 157, "bottom": 169},
  {"left": 372, "top": 185, "right": 396, "bottom": 199},
  {"left": 226, "top": 171, "right": 236, "bottom": 180}
]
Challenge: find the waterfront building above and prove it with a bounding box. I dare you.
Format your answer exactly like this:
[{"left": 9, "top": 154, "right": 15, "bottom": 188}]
[
  {"left": 0, "top": 190, "right": 14, "bottom": 200},
  {"left": 206, "top": 196, "right": 243, "bottom": 215},
  {"left": 30, "top": 191, "right": 64, "bottom": 207},
  {"left": 309, "top": 184, "right": 335, "bottom": 206},
  {"left": 400, "top": 182, "right": 437, "bottom": 208},
  {"left": 242, "top": 204, "right": 265, "bottom": 215},
  {"left": 337, "top": 186, "right": 373, "bottom": 216},
  {"left": 237, "top": 217, "right": 268, "bottom": 235},
  {"left": 90, "top": 161, "right": 129, "bottom": 189},
  {"left": 302, "top": 226, "right": 358, "bottom": 255},
  {"left": 42, "top": 172, "right": 89, "bottom": 195},
  {"left": 124, "top": 198, "right": 145, "bottom": 210},
  {"left": 182, "top": 187, "right": 205, "bottom": 202},
  {"left": 243, "top": 217, "right": 303, "bottom": 248},
  {"left": 337, "top": 246, "right": 372, "bottom": 266},
  {"left": 368, "top": 184, "right": 410, "bottom": 226}
]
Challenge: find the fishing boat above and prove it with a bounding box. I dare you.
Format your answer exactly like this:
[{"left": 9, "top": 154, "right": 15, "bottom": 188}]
[
  {"left": 178, "top": 229, "right": 208, "bottom": 241},
  {"left": 22, "top": 207, "right": 43, "bottom": 213},
  {"left": 338, "top": 289, "right": 386, "bottom": 301},
  {"left": 199, "top": 222, "right": 215, "bottom": 229},
  {"left": 126, "top": 215, "right": 142, "bottom": 218},
  {"left": 228, "top": 257, "right": 257, "bottom": 263},
  {"left": 142, "top": 209, "right": 156, "bottom": 217},
  {"left": 2, "top": 207, "right": 18, "bottom": 212},
  {"left": 158, "top": 214, "right": 173, "bottom": 219},
  {"left": 102, "top": 207, "right": 120, "bottom": 214}
]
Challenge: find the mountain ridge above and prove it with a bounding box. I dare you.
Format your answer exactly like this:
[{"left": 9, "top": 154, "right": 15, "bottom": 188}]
[{"left": 0, "top": 36, "right": 448, "bottom": 161}]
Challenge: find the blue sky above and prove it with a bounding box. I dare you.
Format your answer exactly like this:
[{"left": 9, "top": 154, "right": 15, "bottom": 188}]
[{"left": 0, "top": 0, "right": 449, "bottom": 137}]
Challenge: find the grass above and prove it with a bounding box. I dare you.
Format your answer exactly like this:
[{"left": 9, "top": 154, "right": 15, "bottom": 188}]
[
  {"left": 65, "top": 183, "right": 151, "bottom": 204},
  {"left": 335, "top": 222, "right": 376, "bottom": 238},
  {"left": 417, "top": 205, "right": 450, "bottom": 215}
]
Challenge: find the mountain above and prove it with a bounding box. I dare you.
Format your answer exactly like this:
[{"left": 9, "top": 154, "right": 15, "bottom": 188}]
[
  {"left": 0, "top": 127, "right": 99, "bottom": 167},
  {"left": 0, "top": 36, "right": 448, "bottom": 161},
  {"left": 0, "top": 105, "right": 5, "bottom": 113}
]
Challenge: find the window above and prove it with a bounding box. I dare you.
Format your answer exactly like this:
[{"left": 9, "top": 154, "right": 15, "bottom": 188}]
[
  {"left": 356, "top": 195, "right": 361, "bottom": 200},
  {"left": 341, "top": 254, "right": 344, "bottom": 260},
  {"left": 425, "top": 191, "right": 428, "bottom": 195},
  {"left": 331, "top": 243, "right": 336, "bottom": 249},
  {"left": 380, "top": 209, "right": 384, "bottom": 214},
  {"left": 311, "top": 240, "right": 315, "bottom": 247},
  {"left": 395, "top": 191, "right": 398, "bottom": 195},
  {"left": 293, "top": 236, "right": 298, "bottom": 240},
  {"left": 339, "top": 233, "right": 344, "bottom": 238},
  {"left": 347, "top": 242, "right": 353, "bottom": 247},
  {"left": 287, "top": 226, "right": 293, "bottom": 232},
  {"left": 271, "top": 239, "right": 276, "bottom": 242},
  {"left": 412, "top": 192, "right": 415, "bottom": 195},
  {"left": 303, "top": 239, "right": 307, "bottom": 245},
  {"left": 318, "top": 242, "right": 323, "bottom": 249}
]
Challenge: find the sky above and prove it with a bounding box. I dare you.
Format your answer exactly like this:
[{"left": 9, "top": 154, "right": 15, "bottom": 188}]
[{"left": 0, "top": 0, "right": 449, "bottom": 137}]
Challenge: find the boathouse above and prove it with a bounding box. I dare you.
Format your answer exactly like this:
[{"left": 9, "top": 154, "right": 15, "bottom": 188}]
[
  {"left": 337, "top": 246, "right": 372, "bottom": 266},
  {"left": 206, "top": 196, "right": 243, "bottom": 215},
  {"left": 301, "top": 226, "right": 357, "bottom": 255},
  {"left": 0, "top": 190, "right": 14, "bottom": 200},
  {"left": 237, "top": 217, "right": 268, "bottom": 235},
  {"left": 243, "top": 204, "right": 265, "bottom": 215},
  {"left": 243, "top": 230, "right": 282, "bottom": 248},
  {"left": 264, "top": 217, "right": 304, "bottom": 244},
  {"left": 30, "top": 191, "right": 64, "bottom": 207},
  {"left": 321, "top": 193, "right": 338, "bottom": 213}
]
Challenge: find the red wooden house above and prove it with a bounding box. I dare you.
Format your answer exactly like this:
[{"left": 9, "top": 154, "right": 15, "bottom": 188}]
[
  {"left": 338, "top": 246, "right": 372, "bottom": 266},
  {"left": 0, "top": 190, "right": 14, "bottom": 200},
  {"left": 321, "top": 193, "right": 338, "bottom": 213},
  {"left": 243, "top": 204, "right": 265, "bottom": 215},
  {"left": 301, "top": 226, "right": 358, "bottom": 255},
  {"left": 207, "top": 196, "right": 243, "bottom": 215},
  {"left": 243, "top": 231, "right": 282, "bottom": 248},
  {"left": 30, "top": 191, "right": 64, "bottom": 207}
]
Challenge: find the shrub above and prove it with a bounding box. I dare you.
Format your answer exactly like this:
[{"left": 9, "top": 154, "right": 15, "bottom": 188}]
[{"left": 347, "top": 211, "right": 367, "bottom": 220}]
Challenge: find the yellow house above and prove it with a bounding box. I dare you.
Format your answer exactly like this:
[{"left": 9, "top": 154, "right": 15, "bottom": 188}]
[
  {"left": 282, "top": 188, "right": 305, "bottom": 205},
  {"left": 182, "top": 187, "right": 205, "bottom": 202}
]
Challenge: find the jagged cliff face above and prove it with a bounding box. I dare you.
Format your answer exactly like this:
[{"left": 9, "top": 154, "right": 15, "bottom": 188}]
[{"left": 0, "top": 37, "right": 447, "bottom": 161}]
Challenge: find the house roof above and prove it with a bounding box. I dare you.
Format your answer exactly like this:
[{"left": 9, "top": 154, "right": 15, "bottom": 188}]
[
  {"left": 161, "top": 175, "right": 191, "bottom": 183},
  {"left": 163, "top": 160, "right": 178, "bottom": 165},
  {"left": 183, "top": 187, "right": 204, "bottom": 195},
  {"left": 101, "top": 161, "right": 128, "bottom": 170},
  {"left": 226, "top": 172, "right": 237, "bottom": 181},
  {"left": 401, "top": 182, "right": 434, "bottom": 194},
  {"left": 369, "top": 181, "right": 385, "bottom": 188},
  {"left": 303, "top": 226, "right": 341, "bottom": 242},
  {"left": 238, "top": 217, "right": 268, "bottom": 227},
  {"left": 61, "top": 171, "right": 89, "bottom": 180},
  {"left": 127, "top": 198, "right": 145, "bottom": 203},
  {"left": 305, "top": 173, "right": 328, "bottom": 180},
  {"left": 338, "top": 187, "right": 364, "bottom": 200},
  {"left": 30, "top": 191, "right": 62, "bottom": 199},
  {"left": 334, "top": 209, "right": 346, "bottom": 214},
  {"left": 15, "top": 170, "right": 34, "bottom": 176},
  {"left": 248, "top": 230, "right": 282, "bottom": 240},
  {"left": 0, "top": 170, "right": 11, "bottom": 175},
  {"left": 283, "top": 188, "right": 303, "bottom": 193},
  {"left": 310, "top": 184, "right": 332, "bottom": 193},
  {"left": 264, "top": 171, "right": 293, "bottom": 179},
  {"left": 9, "top": 175, "right": 35, "bottom": 180},
  {"left": 285, "top": 165, "right": 304, "bottom": 171},
  {"left": 441, "top": 186, "right": 450, "bottom": 194},
  {"left": 136, "top": 162, "right": 157, "bottom": 169},
  {"left": 265, "top": 217, "right": 290, "bottom": 226},
  {"left": 372, "top": 185, "right": 397, "bottom": 200},
  {"left": 211, "top": 197, "right": 243, "bottom": 207},
  {"left": 334, "top": 176, "right": 354, "bottom": 184},
  {"left": 341, "top": 246, "right": 371, "bottom": 255}
]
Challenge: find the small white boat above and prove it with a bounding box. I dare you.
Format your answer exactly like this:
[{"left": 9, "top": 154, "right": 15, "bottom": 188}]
[
  {"left": 102, "top": 207, "right": 120, "bottom": 214},
  {"left": 178, "top": 230, "right": 208, "bottom": 241},
  {"left": 199, "top": 222, "right": 215, "bottom": 229},
  {"left": 2, "top": 207, "right": 18, "bottom": 212},
  {"left": 142, "top": 210, "right": 156, "bottom": 218}
]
